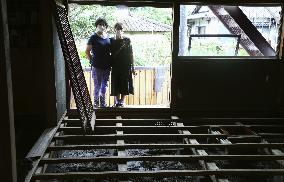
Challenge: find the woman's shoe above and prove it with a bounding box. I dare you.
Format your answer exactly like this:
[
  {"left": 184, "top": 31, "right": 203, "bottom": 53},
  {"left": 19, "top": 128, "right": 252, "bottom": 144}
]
[
  {"left": 117, "top": 103, "right": 124, "bottom": 107},
  {"left": 112, "top": 103, "right": 121, "bottom": 107}
]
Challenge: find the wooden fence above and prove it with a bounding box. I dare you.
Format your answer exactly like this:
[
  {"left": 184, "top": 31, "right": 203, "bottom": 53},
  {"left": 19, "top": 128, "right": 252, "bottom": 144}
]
[{"left": 70, "top": 66, "right": 171, "bottom": 108}]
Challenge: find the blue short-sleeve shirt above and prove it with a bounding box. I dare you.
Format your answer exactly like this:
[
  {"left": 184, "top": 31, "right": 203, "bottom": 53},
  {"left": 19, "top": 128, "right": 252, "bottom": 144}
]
[{"left": 87, "top": 33, "right": 111, "bottom": 69}]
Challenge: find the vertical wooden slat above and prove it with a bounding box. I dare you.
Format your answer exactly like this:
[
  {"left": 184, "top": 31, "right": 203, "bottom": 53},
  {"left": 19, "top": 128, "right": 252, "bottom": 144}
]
[
  {"left": 142, "top": 69, "right": 145, "bottom": 105},
  {"left": 134, "top": 69, "right": 139, "bottom": 105},
  {"left": 167, "top": 66, "right": 171, "bottom": 106},
  {"left": 150, "top": 68, "right": 153, "bottom": 105},
  {"left": 138, "top": 70, "right": 141, "bottom": 105},
  {"left": 145, "top": 69, "right": 149, "bottom": 105}
]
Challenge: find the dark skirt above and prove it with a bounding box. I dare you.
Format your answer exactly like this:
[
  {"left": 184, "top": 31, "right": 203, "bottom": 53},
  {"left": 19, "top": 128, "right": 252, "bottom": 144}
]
[{"left": 110, "top": 67, "right": 134, "bottom": 96}]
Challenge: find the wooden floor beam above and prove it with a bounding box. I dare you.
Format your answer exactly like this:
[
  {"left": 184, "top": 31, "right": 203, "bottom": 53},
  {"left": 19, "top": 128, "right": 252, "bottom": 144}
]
[
  {"left": 47, "top": 143, "right": 284, "bottom": 151},
  {"left": 53, "top": 133, "right": 227, "bottom": 142},
  {"left": 32, "top": 169, "right": 284, "bottom": 180},
  {"left": 39, "top": 154, "right": 284, "bottom": 164}
]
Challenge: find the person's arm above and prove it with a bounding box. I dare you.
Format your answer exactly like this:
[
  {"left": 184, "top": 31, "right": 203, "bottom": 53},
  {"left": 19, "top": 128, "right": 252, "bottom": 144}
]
[
  {"left": 86, "top": 35, "right": 94, "bottom": 66},
  {"left": 130, "top": 53, "right": 135, "bottom": 74},
  {"left": 128, "top": 39, "right": 136, "bottom": 75},
  {"left": 85, "top": 44, "right": 92, "bottom": 65}
]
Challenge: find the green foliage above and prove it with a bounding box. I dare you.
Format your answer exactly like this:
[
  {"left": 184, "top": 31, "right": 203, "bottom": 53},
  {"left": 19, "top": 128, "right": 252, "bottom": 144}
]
[
  {"left": 69, "top": 4, "right": 173, "bottom": 67},
  {"left": 131, "top": 33, "right": 171, "bottom": 66},
  {"left": 129, "top": 7, "right": 172, "bottom": 26},
  {"left": 189, "top": 39, "right": 249, "bottom": 56},
  {"left": 237, "top": 48, "right": 250, "bottom": 56},
  {"left": 69, "top": 4, "right": 172, "bottom": 40},
  {"left": 69, "top": 4, "right": 117, "bottom": 41},
  {"left": 78, "top": 50, "right": 90, "bottom": 68}
]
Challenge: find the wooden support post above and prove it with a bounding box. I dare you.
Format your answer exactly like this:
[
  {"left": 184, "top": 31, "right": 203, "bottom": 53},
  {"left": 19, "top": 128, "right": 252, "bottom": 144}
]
[
  {"left": 0, "top": 0, "right": 17, "bottom": 181},
  {"left": 116, "top": 116, "right": 128, "bottom": 182}
]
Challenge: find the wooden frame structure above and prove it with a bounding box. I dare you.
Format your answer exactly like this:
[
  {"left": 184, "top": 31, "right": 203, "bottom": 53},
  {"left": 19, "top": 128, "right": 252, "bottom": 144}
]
[
  {"left": 25, "top": 111, "right": 284, "bottom": 181},
  {"left": 24, "top": 0, "right": 284, "bottom": 181}
]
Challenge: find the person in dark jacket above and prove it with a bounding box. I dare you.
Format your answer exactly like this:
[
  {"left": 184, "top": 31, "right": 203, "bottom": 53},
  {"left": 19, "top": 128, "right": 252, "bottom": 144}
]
[
  {"left": 85, "top": 18, "right": 111, "bottom": 107},
  {"left": 110, "top": 22, "right": 135, "bottom": 107}
]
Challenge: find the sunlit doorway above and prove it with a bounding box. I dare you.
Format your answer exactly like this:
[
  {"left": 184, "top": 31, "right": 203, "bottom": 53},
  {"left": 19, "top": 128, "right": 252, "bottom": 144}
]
[{"left": 68, "top": 4, "right": 172, "bottom": 108}]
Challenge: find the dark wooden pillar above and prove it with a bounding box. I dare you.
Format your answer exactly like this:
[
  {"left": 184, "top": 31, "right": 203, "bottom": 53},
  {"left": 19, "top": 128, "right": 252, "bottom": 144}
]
[
  {"left": 41, "top": 0, "right": 58, "bottom": 126},
  {"left": 171, "top": 2, "right": 179, "bottom": 110},
  {"left": 0, "top": 0, "right": 17, "bottom": 181}
]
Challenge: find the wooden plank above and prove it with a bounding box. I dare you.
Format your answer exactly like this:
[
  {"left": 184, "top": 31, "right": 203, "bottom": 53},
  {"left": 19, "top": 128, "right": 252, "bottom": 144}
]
[
  {"left": 25, "top": 112, "right": 67, "bottom": 182},
  {"left": 144, "top": 69, "right": 149, "bottom": 105},
  {"left": 39, "top": 155, "right": 284, "bottom": 164},
  {"left": 26, "top": 128, "right": 57, "bottom": 159},
  {"left": 63, "top": 118, "right": 173, "bottom": 122},
  {"left": 32, "top": 169, "right": 284, "bottom": 180},
  {"left": 165, "top": 67, "right": 170, "bottom": 106},
  {"left": 218, "top": 179, "right": 230, "bottom": 182},
  {"left": 94, "top": 119, "right": 178, "bottom": 126},
  {"left": 60, "top": 125, "right": 210, "bottom": 129},
  {"left": 162, "top": 70, "right": 168, "bottom": 106},
  {"left": 133, "top": 69, "right": 140, "bottom": 105},
  {"left": 176, "top": 120, "right": 212, "bottom": 182},
  {"left": 140, "top": 69, "right": 146, "bottom": 105},
  {"left": 177, "top": 121, "right": 227, "bottom": 182},
  {"left": 58, "top": 126, "right": 209, "bottom": 134},
  {"left": 64, "top": 117, "right": 284, "bottom": 124},
  {"left": 63, "top": 118, "right": 284, "bottom": 128},
  {"left": 150, "top": 68, "right": 154, "bottom": 105},
  {"left": 218, "top": 180, "right": 229, "bottom": 182},
  {"left": 24, "top": 159, "right": 40, "bottom": 182},
  {"left": 117, "top": 139, "right": 127, "bottom": 174},
  {"left": 227, "top": 135, "right": 261, "bottom": 143},
  {"left": 258, "top": 133, "right": 284, "bottom": 138},
  {"left": 207, "top": 163, "right": 219, "bottom": 170},
  {"left": 116, "top": 116, "right": 128, "bottom": 182},
  {"left": 219, "top": 138, "right": 232, "bottom": 154},
  {"left": 53, "top": 133, "right": 227, "bottom": 142},
  {"left": 66, "top": 123, "right": 284, "bottom": 129},
  {"left": 47, "top": 143, "right": 284, "bottom": 151}
]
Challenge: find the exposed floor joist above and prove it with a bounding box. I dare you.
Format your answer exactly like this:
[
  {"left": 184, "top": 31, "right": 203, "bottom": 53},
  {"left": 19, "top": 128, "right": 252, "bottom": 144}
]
[{"left": 27, "top": 112, "right": 284, "bottom": 182}]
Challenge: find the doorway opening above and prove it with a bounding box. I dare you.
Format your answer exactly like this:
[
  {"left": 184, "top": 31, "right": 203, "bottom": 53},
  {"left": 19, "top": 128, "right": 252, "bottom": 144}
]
[{"left": 68, "top": 4, "right": 173, "bottom": 108}]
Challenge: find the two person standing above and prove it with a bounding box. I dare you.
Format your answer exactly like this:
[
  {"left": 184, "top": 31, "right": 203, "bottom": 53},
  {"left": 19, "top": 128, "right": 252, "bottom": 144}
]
[{"left": 85, "top": 18, "right": 134, "bottom": 108}]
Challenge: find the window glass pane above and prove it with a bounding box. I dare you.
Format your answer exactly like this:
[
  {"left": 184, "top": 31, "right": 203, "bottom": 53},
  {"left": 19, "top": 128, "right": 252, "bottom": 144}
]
[
  {"left": 239, "top": 6, "right": 281, "bottom": 51},
  {"left": 179, "top": 5, "right": 282, "bottom": 57}
]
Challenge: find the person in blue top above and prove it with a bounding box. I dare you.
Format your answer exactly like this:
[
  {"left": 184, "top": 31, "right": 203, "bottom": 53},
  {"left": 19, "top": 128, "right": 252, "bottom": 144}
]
[{"left": 85, "top": 18, "right": 111, "bottom": 108}]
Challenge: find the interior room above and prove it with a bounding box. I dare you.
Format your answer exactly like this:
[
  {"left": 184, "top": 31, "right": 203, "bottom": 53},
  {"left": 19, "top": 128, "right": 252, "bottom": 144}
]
[{"left": 1, "top": 0, "right": 284, "bottom": 181}]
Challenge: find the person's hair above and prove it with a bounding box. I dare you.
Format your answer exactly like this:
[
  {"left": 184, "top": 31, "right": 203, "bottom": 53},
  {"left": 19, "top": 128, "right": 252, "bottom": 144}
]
[
  {"left": 114, "top": 22, "right": 123, "bottom": 30},
  {"left": 95, "top": 18, "right": 108, "bottom": 28}
]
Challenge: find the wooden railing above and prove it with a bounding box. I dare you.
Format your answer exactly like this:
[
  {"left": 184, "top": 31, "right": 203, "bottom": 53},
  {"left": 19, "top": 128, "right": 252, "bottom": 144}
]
[{"left": 70, "top": 66, "right": 171, "bottom": 108}]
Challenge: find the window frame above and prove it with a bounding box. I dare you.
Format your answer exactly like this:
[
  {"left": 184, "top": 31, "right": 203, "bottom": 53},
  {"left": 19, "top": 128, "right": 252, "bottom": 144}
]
[{"left": 176, "top": 3, "right": 283, "bottom": 59}]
